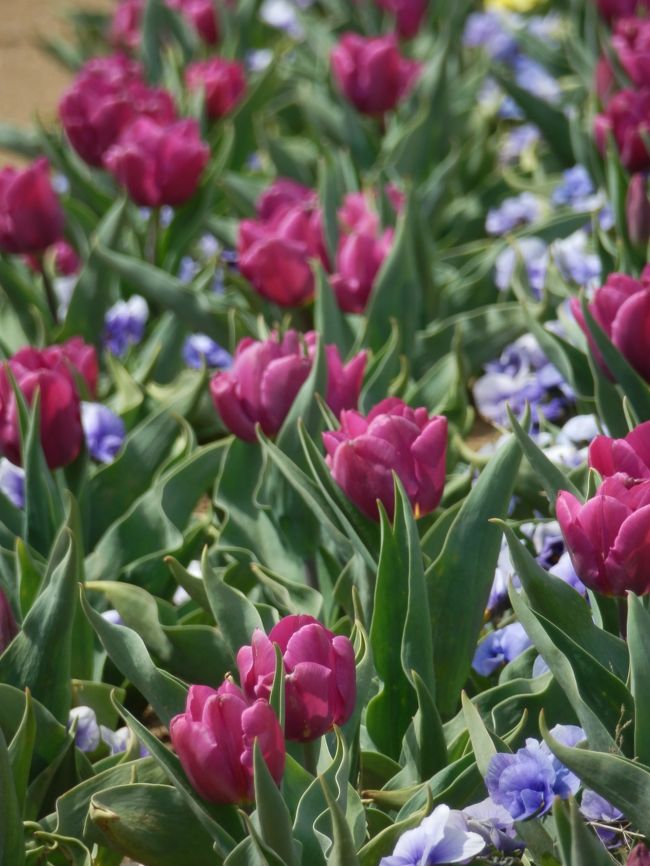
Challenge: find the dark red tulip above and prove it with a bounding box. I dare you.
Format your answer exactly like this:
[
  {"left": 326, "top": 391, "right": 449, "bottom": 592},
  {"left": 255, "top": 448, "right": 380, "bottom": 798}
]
[
  {"left": 331, "top": 33, "right": 421, "bottom": 115},
  {"left": 104, "top": 117, "right": 210, "bottom": 207},
  {"left": 0, "top": 159, "right": 64, "bottom": 255},
  {"left": 376, "top": 0, "right": 427, "bottom": 38},
  {"left": 594, "top": 89, "right": 650, "bottom": 172}
]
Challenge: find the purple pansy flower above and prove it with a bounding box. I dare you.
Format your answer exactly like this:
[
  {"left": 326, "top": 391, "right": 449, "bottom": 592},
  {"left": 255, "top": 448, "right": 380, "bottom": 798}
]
[
  {"left": 0, "top": 458, "right": 25, "bottom": 509},
  {"left": 81, "top": 403, "right": 126, "bottom": 464},
  {"left": 380, "top": 805, "right": 485, "bottom": 866},
  {"left": 473, "top": 622, "right": 532, "bottom": 676},
  {"left": 182, "top": 334, "right": 233, "bottom": 370},
  {"left": 104, "top": 295, "right": 149, "bottom": 357}
]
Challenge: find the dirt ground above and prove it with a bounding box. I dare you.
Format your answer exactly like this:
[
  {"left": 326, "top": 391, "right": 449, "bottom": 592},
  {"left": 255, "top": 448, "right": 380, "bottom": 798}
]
[{"left": 0, "top": 0, "right": 112, "bottom": 162}]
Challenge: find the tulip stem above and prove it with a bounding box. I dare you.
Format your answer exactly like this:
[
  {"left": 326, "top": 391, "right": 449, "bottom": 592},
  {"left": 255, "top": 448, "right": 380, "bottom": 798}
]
[
  {"left": 145, "top": 208, "right": 160, "bottom": 265},
  {"left": 303, "top": 738, "right": 319, "bottom": 777},
  {"left": 40, "top": 258, "right": 58, "bottom": 325}
]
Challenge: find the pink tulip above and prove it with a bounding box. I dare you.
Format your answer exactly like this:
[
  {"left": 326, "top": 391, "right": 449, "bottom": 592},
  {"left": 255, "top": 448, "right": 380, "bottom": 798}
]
[
  {"left": 170, "top": 681, "right": 285, "bottom": 804},
  {"left": 331, "top": 229, "right": 394, "bottom": 313},
  {"left": 338, "top": 192, "right": 381, "bottom": 236},
  {"left": 104, "top": 117, "right": 210, "bottom": 207},
  {"left": 612, "top": 18, "right": 650, "bottom": 88},
  {"left": 589, "top": 421, "right": 650, "bottom": 479},
  {"left": 237, "top": 615, "right": 356, "bottom": 742},
  {"left": 238, "top": 183, "right": 327, "bottom": 306},
  {"left": 571, "top": 269, "right": 650, "bottom": 381},
  {"left": 594, "top": 89, "right": 650, "bottom": 172},
  {"left": 210, "top": 330, "right": 366, "bottom": 441},
  {"left": 323, "top": 397, "right": 448, "bottom": 521},
  {"left": 43, "top": 337, "right": 99, "bottom": 399},
  {"left": 331, "top": 33, "right": 421, "bottom": 115},
  {"left": 0, "top": 587, "right": 18, "bottom": 654},
  {"left": 186, "top": 58, "right": 247, "bottom": 119},
  {"left": 256, "top": 178, "right": 316, "bottom": 222},
  {"left": 376, "top": 0, "right": 427, "bottom": 38},
  {"left": 628, "top": 844, "right": 650, "bottom": 866},
  {"left": 167, "top": 0, "right": 219, "bottom": 44},
  {"left": 557, "top": 474, "right": 650, "bottom": 596},
  {"left": 59, "top": 55, "right": 176, "bottom": 168},
  {"left": 0, "top": 159, "right": 64, "bottom": 255}
]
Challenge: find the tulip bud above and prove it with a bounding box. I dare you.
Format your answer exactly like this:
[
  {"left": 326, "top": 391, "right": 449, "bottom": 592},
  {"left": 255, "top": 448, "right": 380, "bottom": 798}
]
[
  {"left": 376, "top": 0, "right": 427, "bottom": 39},
  {"left": 594, "top": 89, "right": 650, "bottom": 172},
  {"left": 589, "top": 420, "right": 650, "bottom": 479},
  {"left": 167, "top": 0, "right": 219, "bottom": 44},
  {"left": 0, "top": 587, "right": 18, "bottom": 654},
  {"left": 0, "top": 341, "right": 96, "bottom": 469},
  {"left": 330, "top": 229, "right": 393, "bottom": 313},
  {"left": 331, "top": 33, "right": 421, "bottom": 115},
  {"left": 185, "top": 58, "right": 247, "bottom": 120},
  {"left": 627, "top": 173, "right": 650, "bottom": 245},
  {"left": 557, "top": 474, "right": 650, "bottom": 596},
  {"left": 628, "top": 844, "right": 650, "bottom": 865},
  {"left": 170, "top": 682, "right": 285, "bottom": 804},
  {"left": 237, "top": 615, "right": 356, "bottom": 741},
  {"left": 0, "top": 159, "right": 64, "bottom": 255},
  {"left": 104, "top": 117, "right": 210, "bottom": 208},
  {"left": 571, "top": 270, "right": 650, "bottom": 382},
  {"left": 323, "top": 397, "right": 448, "bottom": 521}
]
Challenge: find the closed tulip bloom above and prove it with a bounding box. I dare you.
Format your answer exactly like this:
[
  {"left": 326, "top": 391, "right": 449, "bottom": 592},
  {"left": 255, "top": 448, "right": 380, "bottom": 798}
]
[
  {"left": 237, "top": 615, "right": 356, "bottom": 741},
  {"left": 0, "top": 351, "right": 83, "bottom": 469},
  {"left": 0, "top": 159, "right": 64, "bottom": 255},
  {"left": 43, "top": 337, "right": 99, "bottom": 399},
  {"left": 589, "top": 421, "right": 650, "bottom": 479},
  {"left": 104, "top": 117, "right": 210, "bottom": 207},
  {"left": 331, "top": 229, "right": 393, "bottom": 313},
  {"left": 323, "top": 397, "right": 448, "bottom": 521},
  {"left": 186, "top": 58, "right": 247, "bottom": 119},
  {"left": 611, "top": 18, "right": 650, "bottom": 90},
  {"left": 626, "top": 173, "right": 650, "bottom": 246},
  {"left": 109, "top": 0, "right": 143, "bottom": 50},
  {"left": 210, "top": 330, "right": 365, "bottom": 441},
  {"left": 594, "top": 89, "right": 650, "bottom": 172},
  {"left": 59, "top": 55, "right": 176, "bottom": 168},
  {"left": 376, "top": 0, "right": 427, "bottom": 39},
  {"left": 596, "top": 0, "right": 650, "bottom": 21},
  {"left": 0, "top": 587, "right": 18, "bottom": 654},
  {"left": 167, "top": 0, "right": 219, "bottom": 44},
  {"left": 238, "top": 189, "right": 327, "bottom": 306},
  {"left": 331, "top": 33, "right": 421, "bottom": 115},
  {"left": 557, "top": 474, "right": 650, "bottom": 596},
  {"left": 170, "top": 682, "right": 285, "bottom": 804},
  {"left": 571, "top": 269, "right": 650, "bottom": 381},
  {"left": 256, "top": 178, "right": 316, "bottom": 222}
]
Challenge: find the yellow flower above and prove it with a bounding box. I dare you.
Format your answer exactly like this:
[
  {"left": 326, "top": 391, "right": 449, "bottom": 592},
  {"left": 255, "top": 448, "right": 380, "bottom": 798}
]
[{"left": 484, "top": 0, "right": 544, "bottom": 11}]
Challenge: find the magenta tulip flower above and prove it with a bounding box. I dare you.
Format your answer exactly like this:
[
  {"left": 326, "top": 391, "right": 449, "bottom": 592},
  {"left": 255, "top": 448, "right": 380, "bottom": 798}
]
[
  {"left": 331, "top": 229, "right": 393, "bottom": 313},
  {"left": 210, "top": 330, "right": 366, "bottom": 441},
  {"left": 323, "top": 398, "right": 448, "bottom": 521},
  {"left": 59, "top": 55, "right": 176, "bottom": 168},
  {"left": 589, "top": 421, "right": 650, "bottom": 479},
  {"left": 110, "top": 0, "right": 219, "bottom": 49},
  {"left": 0, "top": 159, "right": 64, "bottom": 255},
  {"left": 170, "top": 681, "right": 285, "bottom": 804},
  {"left": 0, "top": 587, "right": 18, "bottom": 654},
  {"left": 594, "top": 89, "right": 650, "bottom": 172},
  {"left": 331, "top": 33, "right": 421, "bottom": 115},
  {"left": 376, "top": 0, "right": 427, "bottom": 38},
  {"left": 237, "top": 615, "right": 356, "bottom": 742},
  {"left": 571, "top": 269, "right": 650, "bottom": 381},
  {"left": 626, "top": 173, "right": 650, "bottom": 246},
  {"left": 238, "top": 184, "right": 327, "bottom": 307},
  {"left": 167, "top": 0, "right": 219, "bottom": 44},
  {"left": 596, "top": 0, "right": 650, "bottom": 22},
  {"left": 104, "top": 117, "right": 210, "bottom": 207},
  {"left": 186, "top": 58, "right": 247, "bottom": 119},
  {"left": 557, "top": 474, "right": 650, "bottom": 596}
]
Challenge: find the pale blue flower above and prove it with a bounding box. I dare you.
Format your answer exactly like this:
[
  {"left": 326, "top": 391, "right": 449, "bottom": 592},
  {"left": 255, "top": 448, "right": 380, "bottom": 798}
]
[
  {"left": 68, "top": 706, "right": 101, "bottom": 752},
  {"left": 182, "top": 334, "right": 232, "bottom": 370},
  {"left": 494, "top": 237, "right": 548, "bottom": 296},
  {"left": 81, "top": 403, "right": 126, "bottom": 464},
  {"left": 104, "top": 295, "right": 149, "bottom": 357},
  {"left": 486, "top": 193, "right": 544, "bottom": 235},
  {"left": 0, "top": 459, "right": 24, "bottom": 509},
  {"left": 462, "top": 797, "right": 522, "bottom": 854},
  {"left": 473, "top": 622, "right": 532, "bottom": 675},
  {"left": 380, "top": 805, "right": 485, "bottom": 866}
]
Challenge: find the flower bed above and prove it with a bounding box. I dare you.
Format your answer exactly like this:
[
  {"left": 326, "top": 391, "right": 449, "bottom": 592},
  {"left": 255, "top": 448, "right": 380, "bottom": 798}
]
[{"left": 0, "top": 0, "right": 649, "bottom": 864}]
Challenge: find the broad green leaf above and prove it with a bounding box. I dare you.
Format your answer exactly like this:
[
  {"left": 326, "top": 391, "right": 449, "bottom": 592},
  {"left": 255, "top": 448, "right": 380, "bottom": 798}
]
[
  {"left": 81, "top": 590, "right": 187, "bottom": 726},
  {"left": 88, "top": 783, "right": 218, "bottom": 866},
  {"left": 0, "top": 726, "right": 24, "bottom": 866},
  {"left": 253, "top": 741, "right": 299, "bottom": 866},
  {"left": 8, "top": 689, "right": 35, "bottom": 812},
  {"left": 0, "top": 527, "right": 77, "bottom": 721},
  {"left": 428, "top": 433, "right": 522, "bottom": 718},
  {"left": 627, "top": 594, "right": 650, "bottom": 766}
]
